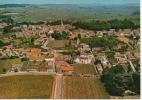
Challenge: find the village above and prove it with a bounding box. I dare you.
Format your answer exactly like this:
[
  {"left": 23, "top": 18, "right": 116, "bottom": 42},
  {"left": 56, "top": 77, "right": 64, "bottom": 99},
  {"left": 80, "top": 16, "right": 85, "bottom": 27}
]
[
  {"left": 0, "top": 19, "right": 140, "bottom": 74},
  {"left": 0, "top": 18, "right": 140, "bottom": 99}
]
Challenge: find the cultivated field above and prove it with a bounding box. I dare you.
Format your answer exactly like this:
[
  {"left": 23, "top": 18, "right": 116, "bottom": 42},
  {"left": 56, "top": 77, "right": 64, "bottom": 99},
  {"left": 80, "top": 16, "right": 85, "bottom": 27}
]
[
  {"left": 62, "top": 76, "right": 110, "bottom": 99},
  {"left": 72, "top": 64, "right": 97, "bottom": 74},
  {"left": 47, "top": 40, "right": 69, "bottom": 48},
  {"left": 0, "top": 75, "right": 54, "bottom": 99}
]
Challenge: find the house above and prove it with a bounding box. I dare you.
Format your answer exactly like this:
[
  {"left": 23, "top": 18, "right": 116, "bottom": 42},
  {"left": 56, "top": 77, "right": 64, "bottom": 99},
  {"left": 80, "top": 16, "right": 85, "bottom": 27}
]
[
  {"left": 96, "top": 31, "right": 103, "bottom": 37},
  {"left": 74, "top": 53, "right": 95, "bottom": 64},
  {"left": 8, "top": 64, "right": 23, "bottom": 72},
  {"left": 34, "top": 37, "right": 47, "bottom": 46},
  {"left": 98, "top": 55, "right": 110, "bottom": 68},
  {"left": 96, "top": 64, "right": 103, "bottom": 74},
  {"left": 78, "top": 43, "right": 91, "bottom": 52},
  {"left": 55, "top": 61, "right": 69, "bottom": 68},
  {"left": 92, "top": 47, "right": 102, "bottom": 52},
  {"left": 114, "top": 52, "right": 128, "bottom": 64},
  {"left": 59, "top": 66, "right": 74, "bottom": 73},
  {"left": 26, "top": 48, "right": 46, "bottom": 61},
  {"left": 55, "top": 54, "right": 71, "bottom": 62}
]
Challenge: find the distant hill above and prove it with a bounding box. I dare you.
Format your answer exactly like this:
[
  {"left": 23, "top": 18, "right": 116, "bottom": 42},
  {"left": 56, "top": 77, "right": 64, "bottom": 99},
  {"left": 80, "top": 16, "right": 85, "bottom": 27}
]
[
  {"left": 0, "top": 4, "right": 140, "bottom": 22},
  {"left": 0, "top": 4, "right": 26, "bottom": 8}
]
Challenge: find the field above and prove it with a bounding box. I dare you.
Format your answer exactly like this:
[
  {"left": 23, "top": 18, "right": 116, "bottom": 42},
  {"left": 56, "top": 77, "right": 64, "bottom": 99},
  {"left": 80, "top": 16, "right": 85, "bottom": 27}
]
[
  {"left": 72, "top": 64, "right": 97, "bottom": 74},
  {"left": 47, "top": 40, "right": 69, "bottom": 48},
  {"left": 117, "top": 36, "right": 130, "bottom": 43},
  {"left": 0, "top": 75, "right": 54, "bottom": 99},
  {"left": 62, "top": 76, "right": 110, "bottom": 99}
]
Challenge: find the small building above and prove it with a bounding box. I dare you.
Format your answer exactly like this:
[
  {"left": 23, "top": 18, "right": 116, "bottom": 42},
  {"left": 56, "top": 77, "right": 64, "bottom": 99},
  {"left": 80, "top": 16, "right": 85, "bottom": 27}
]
[
  {"left": 78, "top": 43, "right": 91, "bottom": 52},
  {"left": 96, "top": 64, "right": 103, "bottom": 74},
  {"left": 8, "top": 64, "right": 23, "bottom": 72},
  {"left": 99, "top": 55, "right": 111, "bottom": 68},
  {"left": 74, "top": 53, "right": 95, "bottom": 64},
  {"left": 114, "top": 52, "right": 128, "bottom": 64},
  {"left": 26, "top": 48, "right": 46, "bottom": 61}
]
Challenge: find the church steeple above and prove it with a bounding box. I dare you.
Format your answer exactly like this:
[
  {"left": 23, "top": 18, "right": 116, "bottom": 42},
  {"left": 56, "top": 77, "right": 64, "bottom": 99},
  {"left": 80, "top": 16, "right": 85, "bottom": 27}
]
[{"left": 61, "top": 18, "right": 65, "bottom": 29}]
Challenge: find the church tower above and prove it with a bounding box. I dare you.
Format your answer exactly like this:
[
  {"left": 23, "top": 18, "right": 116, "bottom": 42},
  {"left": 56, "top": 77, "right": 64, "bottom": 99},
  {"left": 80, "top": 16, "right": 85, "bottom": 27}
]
[{"left": 61, "top": 18, "right": 65, "bottom": 30}]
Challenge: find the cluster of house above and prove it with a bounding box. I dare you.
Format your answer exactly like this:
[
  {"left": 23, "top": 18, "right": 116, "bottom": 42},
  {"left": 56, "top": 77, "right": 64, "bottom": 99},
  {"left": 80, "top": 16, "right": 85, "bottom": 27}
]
[
  {"left": 0, "top": 20, "right": 140, "bottom": 75},
  {"left": 15, "top": 24, "right": 72, "bottom": 38}
]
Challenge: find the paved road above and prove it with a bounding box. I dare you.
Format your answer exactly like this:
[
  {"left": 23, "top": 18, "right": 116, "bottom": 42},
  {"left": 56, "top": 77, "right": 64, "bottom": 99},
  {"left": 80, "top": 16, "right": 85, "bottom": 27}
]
[
  {"left": 53, "top": 75, "right": 63, "bottom": 99},
  {"left": 128, "top": 60, "right": 136, "bottom": 72}
]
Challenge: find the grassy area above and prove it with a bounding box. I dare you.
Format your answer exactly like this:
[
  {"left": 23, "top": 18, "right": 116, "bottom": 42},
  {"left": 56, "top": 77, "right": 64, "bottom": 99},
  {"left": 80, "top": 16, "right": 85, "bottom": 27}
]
[
  {"left": 0, "top": 75, "right": 54, "bottom": 99},
  {"left": 117, "top": 36, "right": 130, "bottom": 43},
  {"left": 47, "top": 40, "right": 69, "bottom": 48},
  {"left": 0, "top": 58, "right": 21, "bottom": 74},
  {"left": 11, "top": 39, "right": 23, "bottom": 47},
  {"left": 62, "top": 76, "right": 110, "bottom": 99},
  {"left": 72, "top": 64, "right": 97, "bottom": 74}
]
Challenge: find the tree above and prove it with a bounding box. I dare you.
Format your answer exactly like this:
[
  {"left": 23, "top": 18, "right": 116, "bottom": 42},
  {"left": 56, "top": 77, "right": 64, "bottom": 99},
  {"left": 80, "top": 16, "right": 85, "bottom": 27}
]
[
  {"left": 51, "top": 31, "right": 62, "bottom": 40},
  {"left": 78, "top": 34, "right": 81, "bottom": 39},
  {"left": 2, "top": 16, "right": 14, "bottom": 25},
  {"left": 2, "top": 68, "right": 7, "bottom": 73},
  {"left": 0, "top": 40, "right": 5, "bottom": 47},
  {"left": 3, "top": 25, "right": 13, "bottom": 33},
  {"left": 81, "top": 36, "right": 120, "bottom": 49},
  {"left": 101, "top": 65, "right": 129, "bottom": 96},
  {"left": 72, "top": 19, "right": 139, "bottom": 31},
  {"left": 21, "top": 58, "right": 29, "bottom": 62},
  {"left": 94, "top": 59, "right": 101, "bottom": 65},
  {"left": 62, "top": 31, "right": 69, "bottom": 39},
  {"left": 132, "top": 73, "right": 140, "bottom": 94},
  {"left": 30, "top": 36, "right": 37, "bottom": 44}
]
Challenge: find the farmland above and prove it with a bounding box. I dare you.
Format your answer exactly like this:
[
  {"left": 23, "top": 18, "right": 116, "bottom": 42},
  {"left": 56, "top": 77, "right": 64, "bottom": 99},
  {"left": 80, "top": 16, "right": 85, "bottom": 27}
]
[
  {"left": 0, "top": 75, "right": 54, "bottom": 99},
  {"left": 62, "top": 76, "right": 110, "bottom": 99},
  {"left": 47, "top": 40, "right": 69, "bottom": 48},
  {"left": 72, "top": 64, "right": 97, "bottom": 74}
]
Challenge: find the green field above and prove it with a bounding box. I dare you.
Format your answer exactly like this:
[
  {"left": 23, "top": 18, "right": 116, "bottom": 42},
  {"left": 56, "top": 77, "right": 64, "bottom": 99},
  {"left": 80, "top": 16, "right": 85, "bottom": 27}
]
[
  {"left": 47, "top": 40, "right": 69, "bottom": 48},
  {"left": 62, "top": 76, "right": 110, "bottom": 99},
  {"left": 72, "top": 64, "right": 97, "bottom": 74},
  {"left": 0, "top": 75, "right": 54, "bottom": 99}
]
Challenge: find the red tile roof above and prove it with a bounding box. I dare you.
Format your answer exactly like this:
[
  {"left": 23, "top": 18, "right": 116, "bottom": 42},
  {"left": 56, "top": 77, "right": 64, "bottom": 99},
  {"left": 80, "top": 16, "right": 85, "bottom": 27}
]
[{"left": 60, "top": 66, "right": 74, "bottom": 71}]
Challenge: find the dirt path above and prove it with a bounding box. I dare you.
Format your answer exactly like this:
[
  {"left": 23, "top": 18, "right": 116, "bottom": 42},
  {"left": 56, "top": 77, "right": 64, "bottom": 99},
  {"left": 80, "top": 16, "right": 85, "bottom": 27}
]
[
  {"left": 53, "top": 75, "right": 63, "bottom": 99},
  {"left": 0, "top": 72, "right": 56, "bottom": 77}
]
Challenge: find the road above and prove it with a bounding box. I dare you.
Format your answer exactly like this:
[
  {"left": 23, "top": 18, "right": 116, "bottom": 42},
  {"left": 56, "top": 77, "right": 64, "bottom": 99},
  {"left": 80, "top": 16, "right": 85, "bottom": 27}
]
[
  {"left": 53, "top": 75, "right": 63, "bottom": 99},
  {"left": 0, "top": 72, "right": 56, "bottom": 77},
  {"left": 128, "top": 60, "right": 136, "bottom": 72}
]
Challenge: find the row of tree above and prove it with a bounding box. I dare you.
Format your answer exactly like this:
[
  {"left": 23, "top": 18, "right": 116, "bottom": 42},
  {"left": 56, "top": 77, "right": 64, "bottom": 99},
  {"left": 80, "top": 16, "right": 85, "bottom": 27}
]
[
  {"left": 80, "top": 36, "right": 121, "bottom": 49},
  {"left": 72, "top": 19, "right": 140, "bottom": 31},
  {"left": 51, "top": 31, "right": 69, "bottom": 40}
]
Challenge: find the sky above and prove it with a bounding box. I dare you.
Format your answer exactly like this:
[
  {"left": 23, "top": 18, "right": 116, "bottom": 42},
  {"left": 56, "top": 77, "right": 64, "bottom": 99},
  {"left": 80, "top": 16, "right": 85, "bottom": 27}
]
[{"left": 0, "top": 0, "right": 140, "bottom": 4}]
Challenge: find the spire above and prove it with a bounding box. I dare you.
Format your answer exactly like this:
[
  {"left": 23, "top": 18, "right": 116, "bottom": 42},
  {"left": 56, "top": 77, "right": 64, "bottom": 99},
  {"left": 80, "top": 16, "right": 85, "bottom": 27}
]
[
  {"left": 61, "top": 18, "right": 64, "bottom": 29},
  {"left": 77, "top": 37, "right": 80, "bottom": 45}
]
